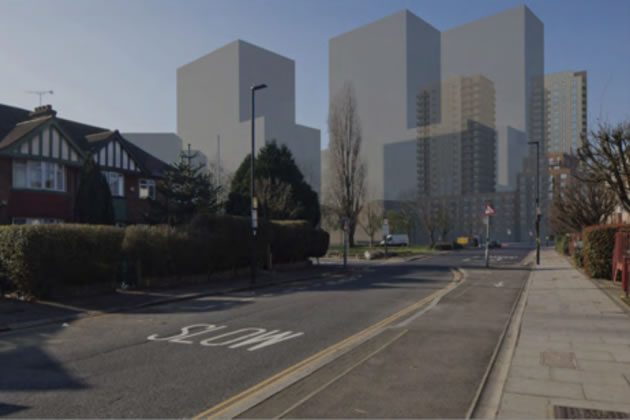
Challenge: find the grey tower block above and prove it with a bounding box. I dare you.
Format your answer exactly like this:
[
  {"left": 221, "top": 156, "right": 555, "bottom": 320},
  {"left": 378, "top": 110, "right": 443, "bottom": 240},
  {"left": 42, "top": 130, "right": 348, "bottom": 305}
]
[
  {"left": 177, "top": 40, "right": 321, "bottom": 195},
  {"left": 329, "top": 6, "right": 543, "bottom": 200}
]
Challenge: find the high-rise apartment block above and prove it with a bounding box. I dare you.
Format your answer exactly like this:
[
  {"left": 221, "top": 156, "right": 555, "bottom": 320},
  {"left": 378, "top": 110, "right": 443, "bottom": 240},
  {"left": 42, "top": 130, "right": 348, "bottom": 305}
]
[
  {"left": 417, "top": 75, "right": 496, "bottom": 198},
  {"left": 544, "top": 71, "right": 587, "bottom": 155},
  {"left": 177, "top": 40, "right": 321, "bottom": 194},
  {"left": 328, "top": 6, "right": 544, "bottom": 204},
  {"left": 326, "top": 6, "right": 544, "bottom": 244}
]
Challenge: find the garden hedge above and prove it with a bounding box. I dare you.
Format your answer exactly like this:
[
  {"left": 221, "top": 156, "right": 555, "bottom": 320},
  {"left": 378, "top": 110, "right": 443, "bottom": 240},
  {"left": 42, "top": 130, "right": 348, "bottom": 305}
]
[
  {"left": 0, "top": 224, "right": 124, "bottom": 297},
  {"left": 0, "top": 216, "right": 330, "bottom": 296},
  {"left": 582, "top": 224, "right": 630, "bottom": 279},
  {"left": 124, "top": 215, "right": 330, "bottom": 280},
  {"left": 555, "top": 234, "right": 570, "bottom": 256}
]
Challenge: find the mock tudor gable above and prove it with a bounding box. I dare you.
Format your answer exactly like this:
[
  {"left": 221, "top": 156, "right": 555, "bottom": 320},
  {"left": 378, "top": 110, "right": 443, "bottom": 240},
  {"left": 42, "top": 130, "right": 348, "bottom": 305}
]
[
  {"left": 0, "top": 113, "right": 84, "bottom": 165},
  {"left": 86, "top": 130, "right": 143, "bottom": 173}
]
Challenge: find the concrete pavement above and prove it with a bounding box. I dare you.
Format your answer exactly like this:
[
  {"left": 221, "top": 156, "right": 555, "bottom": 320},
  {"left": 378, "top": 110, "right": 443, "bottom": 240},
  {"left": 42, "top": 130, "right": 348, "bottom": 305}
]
[{"left": 497, "top": 249, "right": 630, "bottom": 418}]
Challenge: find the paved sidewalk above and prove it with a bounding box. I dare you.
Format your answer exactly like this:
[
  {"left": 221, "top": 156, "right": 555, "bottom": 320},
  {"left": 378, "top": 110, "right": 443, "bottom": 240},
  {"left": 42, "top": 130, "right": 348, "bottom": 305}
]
[
  {"left": 0, "top": 264, "right": 342, "bottom": 332},
  {"left": 498, "top": 249, "right": 630, "bottom": 418}
]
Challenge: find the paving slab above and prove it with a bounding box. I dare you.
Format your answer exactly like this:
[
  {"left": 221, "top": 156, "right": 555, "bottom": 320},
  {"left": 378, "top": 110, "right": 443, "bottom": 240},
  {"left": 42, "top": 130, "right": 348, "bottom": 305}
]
[{"left": 498, "top": 249, "right": 630, "bottom": 419}]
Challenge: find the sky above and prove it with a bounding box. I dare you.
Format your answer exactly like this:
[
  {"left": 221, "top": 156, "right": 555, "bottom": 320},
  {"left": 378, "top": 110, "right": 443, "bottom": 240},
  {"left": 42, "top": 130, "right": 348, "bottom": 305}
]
[{"left": 1, "top": 0, "right": 629, "bottom": 149}]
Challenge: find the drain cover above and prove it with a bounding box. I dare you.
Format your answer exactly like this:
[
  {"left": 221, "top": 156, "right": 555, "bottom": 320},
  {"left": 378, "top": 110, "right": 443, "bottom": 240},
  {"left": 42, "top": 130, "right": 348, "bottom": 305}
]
[
  {"left": 542, "top": 351, "right": 577, "bottom": 369},
  {"left": 554, "top": 406, "right": 630, "bottom": 419}
]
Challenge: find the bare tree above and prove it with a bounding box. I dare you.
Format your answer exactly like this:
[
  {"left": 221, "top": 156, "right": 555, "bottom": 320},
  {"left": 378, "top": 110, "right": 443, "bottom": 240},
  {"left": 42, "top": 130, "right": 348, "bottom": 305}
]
[
  {"left": 419, "top": 199, "right": 437, "bottom": 248},
  {"left": 360, "top": 201, "right": 381, "bottom": 248},
  {"left": 326, "top": 82, "right": 366, "bottom": 247},
  {"left": 549, "top": 175, "right": 616, "bottom": 234},
  {"left": 255, "top": 178, "right": 301, "bottom": 220},
  {"left": 577, "top": 122, "right": 630, "bottom": 211},
  {"left": 437, "top": 204, "right": 453, "bottom": 241}
]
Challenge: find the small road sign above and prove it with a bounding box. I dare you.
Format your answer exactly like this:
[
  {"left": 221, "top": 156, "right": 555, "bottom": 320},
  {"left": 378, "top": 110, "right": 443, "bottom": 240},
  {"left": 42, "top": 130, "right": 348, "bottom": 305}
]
[
  {"left": 382, "top": 218, "right": 389, "bottom": 237},
  {"left": 484, "top": 203, "right": 496, "bottom": 216}
]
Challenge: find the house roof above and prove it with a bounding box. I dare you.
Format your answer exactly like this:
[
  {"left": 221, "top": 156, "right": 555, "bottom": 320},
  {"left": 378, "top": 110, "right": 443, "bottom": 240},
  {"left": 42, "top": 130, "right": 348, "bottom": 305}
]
[
  {"left": 0, "top": 103, "right": 170, "bottom": 177},
  {"left": 0, "top": 115, "right": 52, "bottom": 149}
]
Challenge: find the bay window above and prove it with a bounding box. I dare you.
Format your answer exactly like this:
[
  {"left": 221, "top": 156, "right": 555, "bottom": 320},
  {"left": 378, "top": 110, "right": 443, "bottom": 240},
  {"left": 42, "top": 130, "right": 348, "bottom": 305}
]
[{"left": 12, "top": 159, "right": 65, "bottom": 192}]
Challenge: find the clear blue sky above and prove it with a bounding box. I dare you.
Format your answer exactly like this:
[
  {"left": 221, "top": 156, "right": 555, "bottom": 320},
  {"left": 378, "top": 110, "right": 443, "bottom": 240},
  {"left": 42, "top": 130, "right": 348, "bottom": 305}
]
[{"left": 1, "top": 0, "right": 628, "bottom": 149}]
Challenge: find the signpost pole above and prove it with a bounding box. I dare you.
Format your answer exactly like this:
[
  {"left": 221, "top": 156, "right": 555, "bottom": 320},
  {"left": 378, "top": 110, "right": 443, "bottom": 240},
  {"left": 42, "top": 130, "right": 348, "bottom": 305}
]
[
  {"left": 383, "top": 217, "right": 389, "bottom": 259},
  {"left": 483, "top": 202, "right": 495, "bottom": 269},
  {"left": 485, "top": 215, "right": 490, "bottom": 268}
]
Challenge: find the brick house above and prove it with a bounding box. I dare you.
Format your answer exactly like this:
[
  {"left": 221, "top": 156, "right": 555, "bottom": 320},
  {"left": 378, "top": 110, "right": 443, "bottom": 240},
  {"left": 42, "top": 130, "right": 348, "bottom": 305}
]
[{"left": 0, "top": 104, "right": 169, "bottom": 225}]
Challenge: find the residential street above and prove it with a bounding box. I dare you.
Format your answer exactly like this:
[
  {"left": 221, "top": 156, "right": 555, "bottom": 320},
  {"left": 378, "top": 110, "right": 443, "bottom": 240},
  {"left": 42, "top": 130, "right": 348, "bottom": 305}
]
[{"left": 0, "top": 247, "right": 531, "bottom": 418}]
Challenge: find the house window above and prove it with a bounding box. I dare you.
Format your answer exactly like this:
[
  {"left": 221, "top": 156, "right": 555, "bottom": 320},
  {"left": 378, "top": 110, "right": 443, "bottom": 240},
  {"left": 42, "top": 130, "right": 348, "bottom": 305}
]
[
  {"left": 12, "top": 160, "right": 65, "bottom": 192},
  {"left": 139, "top": 179, "right": 156, "bottom": 200},
  {"left": 102, "top": 171, "right": 124, "bottom": 197}
]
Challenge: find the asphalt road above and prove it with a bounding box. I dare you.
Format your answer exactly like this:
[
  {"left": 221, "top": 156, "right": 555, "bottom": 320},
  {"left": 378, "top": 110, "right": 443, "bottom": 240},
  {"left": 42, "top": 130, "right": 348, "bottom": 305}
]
[{"left": 0, "top": 246, "right": 531, "bottom": 418}]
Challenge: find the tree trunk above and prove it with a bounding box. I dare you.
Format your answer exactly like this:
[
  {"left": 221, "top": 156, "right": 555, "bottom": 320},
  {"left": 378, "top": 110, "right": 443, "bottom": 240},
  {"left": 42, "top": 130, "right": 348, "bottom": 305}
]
[{"left": 349, "top": 222, "right": 357, "bottom": 247}]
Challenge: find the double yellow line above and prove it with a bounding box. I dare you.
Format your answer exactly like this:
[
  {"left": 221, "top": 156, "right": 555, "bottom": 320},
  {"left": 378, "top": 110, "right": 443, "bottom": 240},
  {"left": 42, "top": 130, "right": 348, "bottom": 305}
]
[{"left": 193, "top": 272, "right": 459, "bottom": 419}]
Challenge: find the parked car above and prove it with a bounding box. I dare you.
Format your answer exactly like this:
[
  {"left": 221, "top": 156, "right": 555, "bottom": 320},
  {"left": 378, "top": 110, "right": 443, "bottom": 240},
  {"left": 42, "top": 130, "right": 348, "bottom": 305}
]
[
  {"left": 488, "top": 240, "right": 501, "bottom": 249},
  {"left": 380, "top": 234, "right": 409, "bottom": 247}
]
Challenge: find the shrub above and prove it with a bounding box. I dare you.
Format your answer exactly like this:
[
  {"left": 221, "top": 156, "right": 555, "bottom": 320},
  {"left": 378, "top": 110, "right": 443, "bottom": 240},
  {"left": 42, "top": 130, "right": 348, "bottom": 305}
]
[
  {"left": 123, "top": 225, "right": 206, "bottom": 280},
  {"left": 555, "top": 234, "right": 570, "bottom": 256},
  {"left": 309, "top": 228, "right": 330, "bottom": 258},
  {"left": 582, "top": 224, "right": 629, "bottom": 279},
  {"left": 434, "top": 242, "right": 453, "bottom": 250},
  {"left": 0, "top": 224, "right": 124, "bottom": 297},
  {"left": 270, "top": 221, "right": 312, "bottom": 264},
  {"left": 572, "top": 247, "right": 584, "bottom": 268}
]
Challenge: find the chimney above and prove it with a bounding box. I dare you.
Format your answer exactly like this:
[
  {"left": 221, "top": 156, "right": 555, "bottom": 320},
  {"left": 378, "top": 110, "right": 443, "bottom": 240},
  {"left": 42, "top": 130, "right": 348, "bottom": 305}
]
[{"left": 29, "top": 105, "right": 57, "bottom": 119}]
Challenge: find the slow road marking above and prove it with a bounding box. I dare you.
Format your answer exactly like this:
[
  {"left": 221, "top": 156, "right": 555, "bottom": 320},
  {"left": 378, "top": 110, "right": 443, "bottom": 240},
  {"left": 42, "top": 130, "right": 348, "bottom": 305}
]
[
  {"left": 192, "top": 269, "right": 461, "bottom": 419},
  {"left": 147, "top": 324, "right": 303, "bottom": 351}
]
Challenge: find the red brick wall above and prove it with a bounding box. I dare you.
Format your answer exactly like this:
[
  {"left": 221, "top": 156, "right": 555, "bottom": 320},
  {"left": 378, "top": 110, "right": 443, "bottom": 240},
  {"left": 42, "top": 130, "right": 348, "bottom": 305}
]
[{"left": 124, "top": 173, "right": 159, "bottom": 224}]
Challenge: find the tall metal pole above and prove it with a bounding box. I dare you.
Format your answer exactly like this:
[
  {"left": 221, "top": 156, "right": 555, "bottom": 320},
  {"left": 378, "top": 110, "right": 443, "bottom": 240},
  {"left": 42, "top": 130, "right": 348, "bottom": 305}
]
[
  {"left": 536, "top": 142, "right": 540, "bottom": 265},
  {"left": 250, "top": 91, "right": 256, "bottom": 288},
  {"left": 250, "top": 84, "right": 267, "bottom": 288},
  {"left": 216, "top": 135, "right": 221, "bottom": 189},
  {"left": 485, "top": 216, "right": 490, "bottom": 268},
  {"left": 529, "top": 141, "right": 541, "bottom": 265}
]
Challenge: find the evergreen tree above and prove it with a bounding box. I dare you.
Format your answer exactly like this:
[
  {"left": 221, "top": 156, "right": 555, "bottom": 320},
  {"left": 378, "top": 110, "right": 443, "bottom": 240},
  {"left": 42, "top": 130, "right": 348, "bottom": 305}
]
[
  {"left": 226, "top": 141, "right": 320, "bottom": 225},
  {"left": 74, "top": 155, "right": 115, "bottom": 225},
  {"left": 153, "top": 152, "right": 220, "bottom": 225}
]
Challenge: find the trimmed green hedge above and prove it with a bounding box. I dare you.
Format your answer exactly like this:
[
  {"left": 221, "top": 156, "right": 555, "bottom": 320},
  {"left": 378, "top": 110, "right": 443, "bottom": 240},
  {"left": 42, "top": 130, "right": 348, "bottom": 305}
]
[
  {"left": 308, "top": 228, "right": 330, "bottom": 258},
  {"left": 555, "top": 234, "right": 570, "bottom": 256},
  {"left": 582, "top": 224, "right": 628, "bottom": 279},
  {"left": 0, "top": 224, "right": 124, "bottom": 297},
  {"left": 0, "top": 217, "right": 330, "bottom": 296},
  {"left": 125, "top": 215, "right": 330, "bottom": 281}
]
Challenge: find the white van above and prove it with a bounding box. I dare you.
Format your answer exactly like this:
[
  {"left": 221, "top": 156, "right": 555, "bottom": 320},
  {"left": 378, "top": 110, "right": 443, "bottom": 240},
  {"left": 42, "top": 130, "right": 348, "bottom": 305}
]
[{"left": 380, "top": 234, "right": 409, "bottom": 247}]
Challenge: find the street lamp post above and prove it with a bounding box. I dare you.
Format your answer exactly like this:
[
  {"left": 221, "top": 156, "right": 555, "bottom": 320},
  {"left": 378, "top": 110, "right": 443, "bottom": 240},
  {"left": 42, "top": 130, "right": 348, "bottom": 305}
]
[
  {"left": 250, "top": 83, "right": 267, "bottom": 288},
  {"left": 528, "top": 141, "right": 541, "bottom": 265}
]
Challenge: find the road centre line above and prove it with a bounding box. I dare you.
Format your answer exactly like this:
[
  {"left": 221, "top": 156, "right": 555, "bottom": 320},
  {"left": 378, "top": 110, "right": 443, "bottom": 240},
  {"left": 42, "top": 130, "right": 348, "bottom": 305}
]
[{"left": 192, "top": 269, "right": 461, "bottom": 419}]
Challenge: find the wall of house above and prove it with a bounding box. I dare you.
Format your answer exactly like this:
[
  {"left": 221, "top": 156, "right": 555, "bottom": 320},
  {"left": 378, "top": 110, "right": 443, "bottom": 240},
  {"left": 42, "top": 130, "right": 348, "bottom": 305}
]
[
  {"left": 125, "top": 173, "right": 156, "bottom": 224},
  {"left": 0, "top": 157, "right": 11, "bottom": 224},
  {"left": 4, "top": 163, "right": 79, "bottom": 223}
]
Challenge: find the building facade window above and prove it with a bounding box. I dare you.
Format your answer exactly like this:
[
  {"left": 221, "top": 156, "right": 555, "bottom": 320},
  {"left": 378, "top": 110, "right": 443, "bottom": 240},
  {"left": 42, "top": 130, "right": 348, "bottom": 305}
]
[
  {"left": 139, "top": 179, "right": 156, "bottom": 200},
  {"left": 12, "top": 160, "right": 65, "bottom": 192},
  {"left": 102, "top": 171, "right": 124, "bottom": 197}
]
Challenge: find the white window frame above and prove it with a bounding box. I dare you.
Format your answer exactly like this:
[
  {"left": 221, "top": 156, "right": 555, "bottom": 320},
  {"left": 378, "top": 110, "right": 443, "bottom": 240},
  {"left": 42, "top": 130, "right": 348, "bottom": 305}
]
[
  {"left": 102, "top": 171, "right": 125, "bottom": 197},
  {"left": 139, "top": 178, "right": 156, "bottom": 200},
  {"left": 12, "top": 159, "right": 66, "bottom": 192}
]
